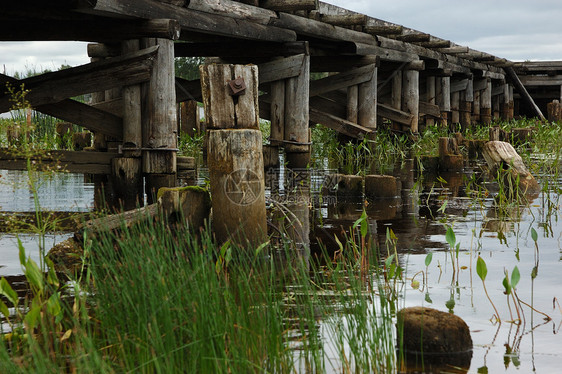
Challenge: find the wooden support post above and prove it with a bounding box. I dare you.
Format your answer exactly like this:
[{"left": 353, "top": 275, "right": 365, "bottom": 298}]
[
  {"left": 500, "top": 83, "right": 510, "bottom": 120},
  {"left": 142, "top": 38, "right": 178, "bottom": 203},
  {"left": 402, "top": 69, "right": 419, "bottom": 133},
  {"left": 179, "top": 100, "right": 199, "bottom": 137},
  {"left": 437, "top": 76, "right": 451, "bottom": 126},
  {"left": 472, "top": 80, "right": 482, "bottom": 123},
  {"left": 480, "top": 78, "right": 492, "bottom": 124},
  {"left": 358, "top": 65, "right": 377, "bottom": 130},
  {"left": 270, "top": 79, "right": 285, "bottom": 164},
  {"left": 284, "top": 54, "right": 310, "bottom": 169},
  {"left": 459, "top": 77, "right": 473, "bottom": 130},
  {"left": 451, "top": 91, "right": 460, "bottom": 125},
  {"left": 201, "top": 63, "right": 267, "bottom": 247},
  {"left": 347, "top": 85, "right": 359, "bottom": 124},
  {"left": 426, "top": 76, "right": 436, "bottom": 126}
]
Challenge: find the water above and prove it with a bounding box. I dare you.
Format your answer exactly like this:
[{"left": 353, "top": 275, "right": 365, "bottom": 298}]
[{"left": 1, "top": 164, "right": 561, "bottom": 372}]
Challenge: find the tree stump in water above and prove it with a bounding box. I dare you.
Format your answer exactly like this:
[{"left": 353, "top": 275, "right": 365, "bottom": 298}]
[
  {"left": 547, "top": 100, "right": 561, "bottom": 122},
  {"left": 482, "top": 140, "right": 540, "bottom": 195},
  {"left": 438, "top": 137, "right": 463, "bottom": 171}
]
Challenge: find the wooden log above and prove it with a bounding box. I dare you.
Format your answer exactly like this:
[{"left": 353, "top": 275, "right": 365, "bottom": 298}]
[
  {"left": 0, "top": 47, "right": 157, "bottom": 114},
  {"left": 377, "top": 103, "right": 414, "bottom": 126},
  {"left": 0, "top": 18, "right": 181, "bottom": 42},
  {"left": 121, "top": 39, "right": 142, "bottom": 152},
  {"left": 396, "top": 33, "right": 431, "bottom": 43},
  {"left": 363, "top": 25, "right": 403, "bottom": 36},
  {"left": 207, "top": 129, "right": 267, "bottom": 246},
  {"left": 73, "top": 132, "right": 92, "bottom": 150},
  {"left": 419, "top": 101, "right": 440, "bottom": 118},
  {"left": 309, "top": 108, "right": 372, "bottom": 138},
  {"left": 260, "top": 0, "right": 318, "bottom": 12},
  {"left": 480, "top": 78, "right": 492, "bottom": 124},
  {"left": 309, "top": 63, "right": 377, "bottom": 97},
  {"left": 437, "top": 46, "right": 469, "bottom": 54},
  {"left": 402, "top": 69, "right": 419, "bottom": 132},
  {"left": 284, "top": 55, "right": 310, "bottom": 166},
  {"left": 418, "top": 40, "right": 451, "bottom": 49},
  {"left": 451, "top": 91, "right": 460, "bottom": 124},
  {"left": 88, "top": 43, "right": 120, "bottom": 58},
  {"left": 319, "top": 14, "right": 367, "bottom": 26},
  {"left": 174, "top": 41, "right": 309, "bottom": 59},
  {"left": 179, "top": 100, "right": 199, "bottom": 137},
  {"left": 482, "top": 141, "right": 540, "bottom": 194},
  {"left": 426, "top": 76, "right": 436, "bottom": 125},
  {"left": 505, "top": 66, "right": 546, "bottom": 121},
  {"left": 438, "top": 137, "right": 463, "bottom": 171},
  {"left": 259, "top": 54, "right": 306, "bottom": 85},
  {"left": 489, "top": 126, "right": 509, "bottom": 142},
  {"left": 269, "top": 79, "right": 285, "bottom": 146},
  {"left": 111, "top": 157, "right": 143, "bottom": 211},
  {"left": 83, "top": 0, "right": 296, "bottom": 42},
  {"left": 358, "top": 66, "right": 377, "bottom": 129},
  {"left": 391, "top": 71, "right": 402, "bottom": 110}
]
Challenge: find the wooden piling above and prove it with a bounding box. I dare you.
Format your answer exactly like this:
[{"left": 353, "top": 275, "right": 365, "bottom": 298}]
[
  {"left": 451, "top": 90, "right": 460, "bottom": 125},
  {"left": 426, "top": 76, "right": 436, "bottom": 126},
  {"left": 480, "top": 78, "right": 492, "bottom": 124},
  {"left": 284, "top": 54, "right": 311, "bottom": 168},
  {"left": 358, "top": 65, "right": 377, "bottom": 129},
  {"left": 142, "top": 38, "right": 178, "bottom": 203},
  {"left": 179, "top": 100, "right": 199, "bottom": 137},
  {"left": 437, "top": 76, "right": 451, "bottom": 126},
  {"left": 402, "top": 69, "right": 419, "bottom": 133}
]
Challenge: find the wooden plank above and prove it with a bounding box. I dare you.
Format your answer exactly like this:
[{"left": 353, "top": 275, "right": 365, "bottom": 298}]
[
  {"left": 518, "top": 75, "right": 562, "bottom": 86},
  {"left": 270, "top": 80, "right": 285, "bottom": 145},
  {"left": 363, "top": 25, "right": 403, "bottom": 36},
  {"left": 0, "top": 18, "right": 181, "bottom": 42},
  {"left": 81, "top": 0, "right": 297, "bottom": 42},
  {"left": 377, "top": 103, "right": 413, "bottom": 125},
  {"left": 309, "top": 64, "right": 377, "bottom": 97},
  {"left": 174, "top": 41, "right": 309, "bottom": 58},
  {"left": 396, "top": 33, "right": 430, "bottom": 43},
  {"left": 258, "top": 54, "right": 307, "bottom": 84},
  {"left": 320, "top": 14, "right": 367, "bottom": 26},
  {"left": 451, "top": 79, "right": 469, "bottom": 93},
  {"left": 284, "top": 55, "right": 310, "bottom": 155},
  {"left": 187, "top": 0, "right": 276, "bottom": 24},
  {"left": 418, "top": 40, "right": 451, "bottom": 49},
  {"left": 310, "top": 55, "right": 378, "bottom": 72},
  {"left": 233, "top": 64, "right": 260, "bottom": 129},
  {"left": 309, "top": 108, "right": 372, "bottom": 138},
  {"left": 261, "top": 0, "right": 318, "bottom": 12},
  {"left": 358, "top": 67, "right": 377, "bottom": 129},
  {"left": 419, "top": 101, "right": 440, "bottom": 118},
  {"left": 0, "top": 46, "right": 158, "bottom": 113},
  {"left": 88, "top": 43, "right": 121, "bottom": 58},
  {"left": 437, "top": 46, "right": 469, "bottom": 54},
  {"left": 268, "top": 12, "right": 375, "bottom": 44}
]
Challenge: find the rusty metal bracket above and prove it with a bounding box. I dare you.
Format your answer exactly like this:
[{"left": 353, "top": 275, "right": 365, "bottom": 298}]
[{"left": 228, "top": 76, "right": 246, "bottom": 96}]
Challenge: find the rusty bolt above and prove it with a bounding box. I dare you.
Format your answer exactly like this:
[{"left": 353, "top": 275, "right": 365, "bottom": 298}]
[{"left": 228, "top": 76, "right": 246, "bottom": 96}]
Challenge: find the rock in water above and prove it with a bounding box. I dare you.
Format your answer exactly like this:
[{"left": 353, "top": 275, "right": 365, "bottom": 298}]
[{"left": 397, "top": 307, "right": 473, "bottom": 370}]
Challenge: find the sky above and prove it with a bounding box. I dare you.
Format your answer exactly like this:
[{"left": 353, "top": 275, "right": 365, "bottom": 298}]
[{"left": 0, "top": 0, "right": 561, "bottom": 76}]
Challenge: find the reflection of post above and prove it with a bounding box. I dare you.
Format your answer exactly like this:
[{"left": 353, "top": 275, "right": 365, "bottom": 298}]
[
  {"left": 201, "top": 64, "right": 267, "bottom": 247},
  {"left": 285, "top": 183, "right": 310, "bottom": 266}
]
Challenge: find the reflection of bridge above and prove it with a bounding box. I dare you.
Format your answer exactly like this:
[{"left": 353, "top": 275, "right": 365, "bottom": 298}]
[{"left": 0, "top": 0, "right": 556, "bottom": 210}]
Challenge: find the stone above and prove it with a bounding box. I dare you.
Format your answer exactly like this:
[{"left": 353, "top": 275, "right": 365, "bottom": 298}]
[{"left": 364, "top": 175, "right": 398, "bottom": 199}]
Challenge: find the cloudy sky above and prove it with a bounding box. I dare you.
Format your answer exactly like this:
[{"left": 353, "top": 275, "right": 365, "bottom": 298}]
[{"left": 1, "top": 0, "right": 561, "bottom": 76}]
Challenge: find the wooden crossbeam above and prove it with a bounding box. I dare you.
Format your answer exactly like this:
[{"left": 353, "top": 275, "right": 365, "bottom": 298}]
[
  {"left": 174, "top": 41, "right": 309, "bottom": 58},
  {"left": 0, "top": 46, "right": 158, "bottom": 113},
  {"left": 363, "top": 25, "right": 403, "bottom": 36},
  {"left": 377, "top": 103, "right": 414, "bottom": 126},
  {"left": 309, "top": 64, "right": 377, "bottom": 97},
  {"left": 260, "top": 0, "right": 318, "bottom": 12},
  {"left": 258, "top": 54, "right": 308, "bottom": 84},
  {"left": 309, "top": 108, "right": 372, "bottom": 138},
  {"left": 0, "top": 18, "right": 181, "bottom": 42},
  {"left": 419, "top": 101, "right": 441, "bottom": 118},
  {"left": 0, "top": 74, "right": 123, "bottom": 139}
]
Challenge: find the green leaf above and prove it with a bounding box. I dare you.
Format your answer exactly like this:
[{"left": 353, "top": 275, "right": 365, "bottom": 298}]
[
  {"left": 0, "top": 277, "right": 18, "bottom": 307},
  {"left": 411, "top": 280, "right": 420, "bottom": 290},
  {"left": 531, "top": 266, "right": 538, "bottom": 279},
  {"left": 445, "top": 297, "right": 455, "bottom": 311},
  {"left": 445, "top": 226, "right": 456, "bottom": 248},
  {"left": 502, "top": 275, "right": 511, "bottom": 295},
  {"left": 25, "top": 259, "right": 44, "bottom": 294},
  {"left": 0, "top": 299, "right": 10, "bottom": 319},
  {"left": 424, "top": 292, "right": 433, "bottom": 304},
  {"left": 385, "top": 254, "right": 395, "bottom": 268},
  {"left": 425, "top": 252, "right": 433, "bottom": 267},
  {"left": 47, "top": 293, "right": 62, "bottom": 323},
  {"left": 45, "top": 257, "right": 59, "bottom": 288},
  {"left": 334, "top": 235, "right": 344, "bottom": 252},
  {"left": 476, "top": 256, "right": 487, "bottom": 281},
  {"left": 18, "top": 237, "right": 26, "bottom": 268},
  {"left": 531, "top": 227, "right": 538, "bottom": 242},
  {"left": 255, "top": 241, "right": 269, "bottom": 257},
  {"left": 25, "top": 301, "right": 42, "bottom": 330},
  {"left": 511, "top": 266, "right": 520, "bottom": 289}
]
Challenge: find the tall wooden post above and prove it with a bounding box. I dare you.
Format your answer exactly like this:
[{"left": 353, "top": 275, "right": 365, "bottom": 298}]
[
  {"left": 347, "top": 85, "right": 359, "bottom": 123},
  {"left": 460, "top": 77, "right": 473, "bottom": 130},
  {"left": 500, "top": 83, "right": 510, "bottom": 120},
  {"left": 284, "top": 54, "right": 310, "bottom": 169},
  {"left": 270, "top": 79, "right": 285, "bottom": 164},
  {"left": 201, "top": 64, "right": 267, "bottom": 247},
  {"left": 426, "top": 76, "right": 436, "bottom": 126},
  {"left": 391, "top": 71, "right": 402, "bottom": 131},
  {"left": 437, "top": 76, "right": 451, "bottom": 126},
  {"left": 402, "top": 69, "right": 419, "bottom": 133},
  {"left": 358, "top": 65, "right": 377, "bottom": 130},
  {"left": 179, "top": 100, "right": 199, "bottom": 137},
  {"left": 480, "top": 78, "right": 492, "bottom": 124},
  {"left": 142, "top": 38, "right": 178, "bottom": 203},
  {"left": 451, "top": 90, "right": 460, "bottom": 125}
]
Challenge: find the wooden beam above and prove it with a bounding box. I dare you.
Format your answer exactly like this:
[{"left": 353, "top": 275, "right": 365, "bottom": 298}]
[
  {"left": 80, "top": 0, "right": 296, "bottom": 42},
  {"left": 319, "top": 14, "right": 367, "bottom": 26},
  {"left": 87, "top": 43, "right": 121, "bottom": 58},
  {"left": 310, "top": 55, "right": 378, "bottom": 72},
  {"left": 396, "top": 33, "right": 431, "bottom": 43},
  {"left": 505, "top": 66, "right": 546, "bottom": 120},
  {"left": 309, "top": 108, "right": 372, "bottom": 138},
  {"left": 309, "top": 64, "right": 377, "bottom": 97},
  {"left": 377, "top": 103, "right": 414, "bottom": 126},
  {"left": 417, "top": 40, "right": 451, "bottom": 49},
  {"left": 260, "top": 0, "right": 318, "bottom": 12},
  {"left": 259, "top": 54, "right": 308, "bottom": 84},
  {"left": 363, "top": 25, "right": 403, "bottom": 36},
  {"left": 419, "top": 101, "right": 441, "bottom": 118},
  {"left": 186, "top": 0, "right": 276, "bottom": 24},
  {"left": 437, "top": 46, "right": 469, "bottom": 54},
  {"left": 0, "top": 46, "right": 158, "bottom": 113},
  {"left": 174, "top": 41, "right": 309, "bottom": 58},
  {"left": 451, "top": 79, "right": 470, "bottom": 93},
  {"left": 0, "top": 18, "right": 181, "bottom": 42}
]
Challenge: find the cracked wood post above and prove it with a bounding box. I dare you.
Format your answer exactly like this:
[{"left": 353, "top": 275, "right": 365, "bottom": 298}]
[
  {"left": 437, "top": 76, "right": 451, "bottom": 126},
  {"left": 391, "top": 70, "right": 402, "bottom": 130},
  {"left": 480, "top": 78, "right": 492, "bottom": 124},
  {"left": 200, "top": 63, "right": 267, "bottom": 247},
  {"left": 402, "top": 69, "right": 419, "bottom": 133},
  {"left": 142, "top": 38, "right": 177, "bottom": 204},
  {"left": 358, "top": 63, "right": 377, "bottom": 130},
  {"left": 460, "top": 76, "right": 473, "bottom": 130},
  {"left": 112, "top": 39, "right": 143, "bottom": 211},
  {"left": 426, "top": 76, "right": 436, "bottom": 126},
  {"left": 284, "top": 54, "right": 310, "bottom": 169}
]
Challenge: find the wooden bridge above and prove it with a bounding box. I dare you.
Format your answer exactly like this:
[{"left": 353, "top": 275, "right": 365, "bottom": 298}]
[{"left": 1, "top": 0, "right": 559, "bottom": 211}]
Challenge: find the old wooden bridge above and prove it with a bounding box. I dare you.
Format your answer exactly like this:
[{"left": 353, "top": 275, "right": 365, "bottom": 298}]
[{"left": 1, "top": 0, "right": 561, "bottom": 213}]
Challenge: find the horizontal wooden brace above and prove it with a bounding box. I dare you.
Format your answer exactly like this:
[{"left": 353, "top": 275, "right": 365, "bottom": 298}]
[
  {"left": 174, "top": 41, "right": 309, "bottom": 58},
  {"left": 309, "top": 64, "right": 377, "bottom": 97},
  {"left": 377, "top": 103, "right": 414, "bottom": 125}
]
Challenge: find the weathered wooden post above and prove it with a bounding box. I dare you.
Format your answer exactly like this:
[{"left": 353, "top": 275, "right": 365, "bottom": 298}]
[
  {"left": 179, "top": 100, "right": 200, "bottom": 137},
  {"left": 480, "top": 78, "right": 492, "bottom": 124},
  {"left": 391, "top": 70, "right": 402, "bottom": 130},
  {"left": 270, "top": 77, "right": 285, "bottom": 166},
  {"left": 200, "top": 63, "right": 267, "bottom": 247},
  {"left": 358, "top": 64, "right": 378, "bottom": 130},
  {"left": 460, "top": 77, "right": 473, "bottom": 130},
  {"left": 284, "top": 54, "right": 310, "bottom": 169},
  {"left": 437, "top": 76, "right": 451, "bottom": 126},
  {"left": 141, "top": 38, "right": 178, "bottom": 203},
  {"left": 451, "top": 89, "right": 460, "bottom": 125},
  {"left": 426, "top": 76, "right": 436, "bottom": 126},
  {"left": 112, "top": 39, "right": 143, "bottom": 210},
  {"left": 402, "top": 69, "right": 419, "bottom": 133}
]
